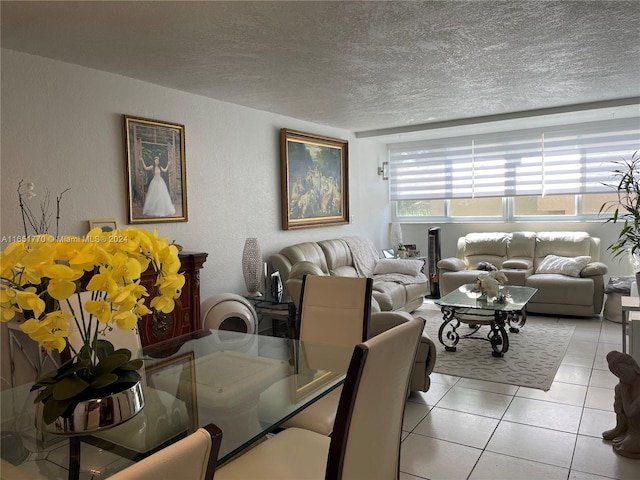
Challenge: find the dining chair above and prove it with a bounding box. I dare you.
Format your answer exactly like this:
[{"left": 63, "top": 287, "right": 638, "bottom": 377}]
[
  {"left": 279, "top": 274, "right": 372, "bottom": 436},
  {"left": 61, "top": 292, "right": 190, "bottom": 456},
  {"left": 215, "top": 315, "right": 425, "bottom": 479},
  {"left": 108, "top": 423, "right": 222, "bottom": 480}
]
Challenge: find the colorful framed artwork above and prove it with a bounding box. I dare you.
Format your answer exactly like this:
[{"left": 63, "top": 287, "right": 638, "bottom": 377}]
[
  {"left": 88, "top": 218, "right": 119, "bottom": 232},
  {"left": 280, "top": 129, "right": 349, "bottom": 230},
  {"left": 124, "top": 116, "right": 187, "bottom": 224}
]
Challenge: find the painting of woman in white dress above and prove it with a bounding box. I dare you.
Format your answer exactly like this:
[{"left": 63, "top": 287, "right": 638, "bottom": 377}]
[
  {"left": 125, "top": 115, "right": 187, "bottom": 223},
  {"left": 140, "top": 156, "right": 176, "bottom": 217}
]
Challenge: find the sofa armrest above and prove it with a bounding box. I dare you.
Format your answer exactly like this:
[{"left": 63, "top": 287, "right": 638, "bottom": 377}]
[
  {"left": 370, "top": 312, "right": 437, "bottom": 392},
  {"left": 437, "top": 257, "right": 466, "bottom": 272},
  {"left": 502, "top": 258, "right": 533, "bottom": 269},
  {"left": 580, "top": 261, "right": 608, "bottom": 277}
]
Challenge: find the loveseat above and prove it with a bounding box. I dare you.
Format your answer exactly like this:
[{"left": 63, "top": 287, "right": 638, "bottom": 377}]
[
  {"left": 270, "top": 236, "right": 429, "bottom": 313},
  {"left": 437, "top": 231, "right": 608, "bottom": 317}
]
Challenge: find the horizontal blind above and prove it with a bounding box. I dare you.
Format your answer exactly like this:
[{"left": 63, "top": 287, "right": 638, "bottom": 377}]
[{"left": 389, "top": 117, "right": 640, "bottom": 201}]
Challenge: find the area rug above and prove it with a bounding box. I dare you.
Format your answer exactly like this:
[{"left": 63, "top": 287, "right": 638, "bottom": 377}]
[{"left": 415, "top": 303, "right": 575, "bottom": 391}]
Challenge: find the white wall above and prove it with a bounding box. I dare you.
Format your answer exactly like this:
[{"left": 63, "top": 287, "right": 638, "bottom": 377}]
[
  {"left": 1, "top": 49, "right": 391, "bottom": 294},
  {"left": 0, "top": 49, "right": 391, "bottom": 386}
]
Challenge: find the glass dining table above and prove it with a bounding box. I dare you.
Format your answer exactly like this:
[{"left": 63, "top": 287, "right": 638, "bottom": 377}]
[{"left": 0, "top": 329, "right": 351, "bottom": 479}]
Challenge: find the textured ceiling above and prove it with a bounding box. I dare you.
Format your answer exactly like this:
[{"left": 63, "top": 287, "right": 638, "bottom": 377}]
[{"left": 2, "top": 1, "right": 639, "bottom": 134}]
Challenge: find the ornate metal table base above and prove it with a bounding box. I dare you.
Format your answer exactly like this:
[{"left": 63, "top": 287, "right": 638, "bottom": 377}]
[{"left": 437, "top": 306, "right": 526, "bottom": 357}]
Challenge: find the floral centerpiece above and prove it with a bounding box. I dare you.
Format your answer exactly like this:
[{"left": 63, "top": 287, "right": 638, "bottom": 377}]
[
  {"left": 0, "top": 226, "right": 185, "bottom": 426},
  {"left": 473, "top": 270, "right": 508, "bottom": 299}
]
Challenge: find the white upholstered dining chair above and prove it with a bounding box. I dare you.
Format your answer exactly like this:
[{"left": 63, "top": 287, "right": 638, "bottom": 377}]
[
  {"left": 215, "top": 315, "right": 425, "bottom": 479},
  {"left": 278, "top": 274, "right": 372, "bottom": 436},
  {"left": 108, "top": 423, "right": 222, "bottom": 480}
]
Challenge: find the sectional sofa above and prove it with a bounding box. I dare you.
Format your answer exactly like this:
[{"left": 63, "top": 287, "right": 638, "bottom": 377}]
[
  {"left": 437, "top": 231, "right": 608, "bottom": 317},
  {"left": 270, "top": 236, "right": 429, "bottom": 313}
]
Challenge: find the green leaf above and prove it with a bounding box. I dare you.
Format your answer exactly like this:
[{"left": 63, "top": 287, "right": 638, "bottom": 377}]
[
  {"left": 33, "top": 385, "right": 55, "bottom": 404},
  {"left": 90, "top": 373, "right": 118, "bottom": 389},
  {"left": 113, "top": 348, "right": 132, "bottom": 361},
  {"left": 119, "top": 358, "right": 143, "bottom": 371},
  {"left": 94, "top": 340, "right": 115, "bottom": 361},
  {"left": 52, "top": 376, "right": 90, "bottom": 401},
  {"left": 112, "top": 370, "right": 141, "bottom": 384},
  {"left": 94, "top": 353, "right": 129, "bottom": 375},
  {"left": 56, "top": 359, "right": 91, "bottom": 378},
  {"left": 42, "top": 397, "right": 74, "bottom": 425}
]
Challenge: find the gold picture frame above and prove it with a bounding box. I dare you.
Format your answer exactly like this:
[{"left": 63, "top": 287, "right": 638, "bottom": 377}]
[
  {"left": 145, "top": 351, "right": 198, "bottom": 433},
  {"left": 280, "top": 129, "right": 349, "bottom": 230},
  {"left": 124, "top": 115, "right": 188, "bottom": 224},
  {"left": 88, "top": 218, "right": 119, "bottom": 232}
]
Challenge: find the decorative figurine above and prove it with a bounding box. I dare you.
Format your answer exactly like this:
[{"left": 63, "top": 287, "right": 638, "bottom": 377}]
[{"left": 602, "top": 350, "right": 640, "bottom": 459}]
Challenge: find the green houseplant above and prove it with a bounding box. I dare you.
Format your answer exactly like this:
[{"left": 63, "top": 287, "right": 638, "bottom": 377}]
[
  {"left": 600, "top": 150, "right": 640, "bottom": 277},
  {"left": 0, "top": 226, "right": 185, "bottom": 429}
]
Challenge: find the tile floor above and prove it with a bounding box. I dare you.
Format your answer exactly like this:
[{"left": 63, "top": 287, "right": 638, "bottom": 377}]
[{"left": 399, "top": 303, "right": 639, "bottom": 480}]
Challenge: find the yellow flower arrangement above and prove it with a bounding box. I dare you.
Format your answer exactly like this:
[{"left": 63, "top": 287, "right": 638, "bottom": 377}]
[{"left": 0, "top": 226, "right": 185, "bottom": 424}]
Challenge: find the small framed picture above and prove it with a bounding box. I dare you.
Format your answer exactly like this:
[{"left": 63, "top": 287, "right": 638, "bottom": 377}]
[
  {"left": 124, "top": 116, "right": 188, "bottom": 224},
  {"left": 88, "top": 218, "right": 119, "bottom": 232}
]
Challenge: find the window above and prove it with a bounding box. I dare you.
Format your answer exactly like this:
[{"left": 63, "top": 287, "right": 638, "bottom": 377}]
[{"left": 389, "top": 118, "right": 639, "bottom": 221}]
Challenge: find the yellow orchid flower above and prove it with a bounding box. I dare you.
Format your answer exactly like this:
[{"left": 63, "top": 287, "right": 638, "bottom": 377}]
[
  {"left": 14, "top": 288, "right": 46, "bottom": 317},
  {"left": 42, "top": 264, "right": 83, "bottom": 301},
  {"left": 156, "top": 273, "right": 185, "bottom": 298},
  {"left": 150, "top": 295, "right": 175, "bottom": 314},
  {"left": 85, "top": 298, "right": 111, "bottom": 324},
  {"left": 112, "top": 310, "right": 137, "bottom": 330},
  {"left": 85, "top": 266, "right": 118, "bottom": 295}
]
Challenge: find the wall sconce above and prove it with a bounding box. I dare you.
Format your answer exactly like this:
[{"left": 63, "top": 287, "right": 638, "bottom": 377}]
[{"left": 377, "top": 161, "right": 389, "bottom": 180}]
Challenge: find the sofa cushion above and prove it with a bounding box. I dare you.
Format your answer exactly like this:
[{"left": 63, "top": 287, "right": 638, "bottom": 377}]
[
  {"left": 536, "top": 255, "right": 591, "bottom": 277},
  {"left": 526, "top": 274, "right": 594, "bottom": 306},
  {"left": 508, "top": 231, "right": 536, "bottom": 258},
  {"left": 464, "top": 232, "right": 510, "bottom": 256},
  {"left": 535, "top": 232, "right": 591, "bottom": 258},
  {"left": 374, "top": 259, "right": 423, "bottom": 276},
  {"left": 371, "top": 282, "right": 407, "bottom": 311},
  {"left": 318, "top": 239, "right": 352, "bottom": 271}
]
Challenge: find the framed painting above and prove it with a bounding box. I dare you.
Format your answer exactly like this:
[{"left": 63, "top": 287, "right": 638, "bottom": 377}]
[
  {"left": 124, "top": 116, "right": 187, "bottom": 223},
  {"left": 88, "top": 218, "right": 119, "bottom": 232},
  {"left": 280, "top": 129, "right": 349, "bottom": 230}
]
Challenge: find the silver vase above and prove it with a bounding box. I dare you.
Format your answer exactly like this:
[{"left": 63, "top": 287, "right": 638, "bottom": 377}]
[
  {"left": 35, "top": 381, "right": 145, "bottom": 435},
  {"left": 242, "top": 237, "right": 262, "bottom": 297}
]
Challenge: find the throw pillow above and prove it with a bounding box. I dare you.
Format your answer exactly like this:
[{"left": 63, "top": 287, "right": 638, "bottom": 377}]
[
  {"left": 373, "top": 258, "right": 423, "bottom": 276},
  {"left": 536, "top": 255, "right": 591, "bottom": 277}
]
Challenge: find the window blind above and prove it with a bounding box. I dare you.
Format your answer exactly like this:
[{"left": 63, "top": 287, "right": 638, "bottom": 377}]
[{"left": 389, "top": 118, "right": 640, "bottom": 201}]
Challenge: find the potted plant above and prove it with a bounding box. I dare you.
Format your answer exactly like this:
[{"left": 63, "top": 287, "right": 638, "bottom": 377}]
[
  {"left": 397, "top": 243, "right": 407, "bottom": 259},
  {"left": 0, "top": 226, "right": 184, "bottom": 432},
  {"left": 600, "top": 150, "right": 640, "bottom": 282}
]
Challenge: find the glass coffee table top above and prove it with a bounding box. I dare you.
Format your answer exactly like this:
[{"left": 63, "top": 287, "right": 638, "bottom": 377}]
[{"left": 434, "top": 284, "right": 538, "bottom": 357}]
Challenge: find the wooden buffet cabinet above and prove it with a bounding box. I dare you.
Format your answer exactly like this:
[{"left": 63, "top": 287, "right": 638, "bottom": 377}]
[{"left": 137, "top": 251, "right": 208, "bottom": 346}]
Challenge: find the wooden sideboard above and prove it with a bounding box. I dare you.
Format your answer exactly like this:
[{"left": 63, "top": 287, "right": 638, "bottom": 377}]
[{"left": 137, "top": 251, "right": 208, "bottom": 346}]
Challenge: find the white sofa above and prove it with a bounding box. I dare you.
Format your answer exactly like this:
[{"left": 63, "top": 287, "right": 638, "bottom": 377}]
[
  {"left": 270, "top": 236, "right": 429, "bottom": 313},
  {"left": 437, "top": 231, "right": 608, "bottom": 317}
]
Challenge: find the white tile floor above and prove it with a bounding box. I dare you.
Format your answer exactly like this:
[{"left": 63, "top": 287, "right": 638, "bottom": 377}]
[{"left": 399, "top": 308, "right": 640, "bottom": 480}]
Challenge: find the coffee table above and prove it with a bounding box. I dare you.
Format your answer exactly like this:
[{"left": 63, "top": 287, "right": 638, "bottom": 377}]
[{"left": 434, "top": 284, "right": 538, "bottom": 357}]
